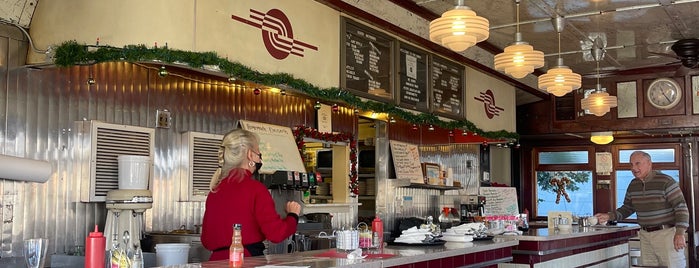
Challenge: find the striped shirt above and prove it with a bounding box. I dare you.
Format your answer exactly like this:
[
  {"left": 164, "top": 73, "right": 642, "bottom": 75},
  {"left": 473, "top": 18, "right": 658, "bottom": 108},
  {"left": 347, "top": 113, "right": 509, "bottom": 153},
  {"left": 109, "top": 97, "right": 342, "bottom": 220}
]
[{"left": 612, "top": 170, "right": 689, "bottom": 235}]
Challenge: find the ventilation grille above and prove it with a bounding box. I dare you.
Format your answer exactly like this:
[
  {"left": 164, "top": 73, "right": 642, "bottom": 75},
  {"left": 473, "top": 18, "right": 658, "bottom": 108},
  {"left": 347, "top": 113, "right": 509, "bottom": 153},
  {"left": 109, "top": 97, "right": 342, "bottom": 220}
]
[
  {"left": 182, "top": 132, "right": 223, "bottom": 201},
  {"left": 78, "top": 121, "right": 154, "bottom": 202}
]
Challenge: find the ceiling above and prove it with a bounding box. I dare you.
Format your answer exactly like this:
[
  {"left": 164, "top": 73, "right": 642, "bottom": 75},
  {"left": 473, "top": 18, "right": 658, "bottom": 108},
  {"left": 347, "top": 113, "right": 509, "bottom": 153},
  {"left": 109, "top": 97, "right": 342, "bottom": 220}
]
[{"left": 400, "top": 0, "right": 699, "bottom": 102}]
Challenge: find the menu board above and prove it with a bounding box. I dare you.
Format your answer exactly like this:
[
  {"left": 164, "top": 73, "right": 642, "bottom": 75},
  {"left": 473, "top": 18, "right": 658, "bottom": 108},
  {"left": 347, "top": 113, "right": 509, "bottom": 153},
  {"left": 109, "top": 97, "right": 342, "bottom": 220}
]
[
  {"left": 431, "top": 56, "right": 464, "bottom": 117},
  {"left": 479, "top": 187, "right": 519, "bottom": 216},
  {"left": 343, "top": 19, "right": 393, "bottom": 99},
  {"left": 238, "top": 120, "right": 305, "bottom": 174},
  {"left": 398, "top": 43, "right": 429, "bottom": 111},
  {"left": 389, "top": 140, "right": 424, "bottom": 183}
]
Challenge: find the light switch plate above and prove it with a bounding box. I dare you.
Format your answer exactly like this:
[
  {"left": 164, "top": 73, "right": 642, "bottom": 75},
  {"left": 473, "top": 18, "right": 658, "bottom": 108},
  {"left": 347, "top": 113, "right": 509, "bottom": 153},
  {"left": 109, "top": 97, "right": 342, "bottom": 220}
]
[{"left": 156, "top": 109, "right": 171, "bottom": 128}]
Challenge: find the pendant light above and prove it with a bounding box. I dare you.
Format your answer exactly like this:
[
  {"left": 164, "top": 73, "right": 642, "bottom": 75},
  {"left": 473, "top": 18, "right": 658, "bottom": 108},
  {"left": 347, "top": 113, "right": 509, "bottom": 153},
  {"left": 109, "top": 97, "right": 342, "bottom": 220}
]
[
  {"left": 590, "top": 131, "right": 614, "bottom": 145},
  {"left": 429, "top": 0, "right": 489, "bottom": 52},
  {"left": 580, "top": 49, "right": 617, "bottom": 117},
  {"left": 538, "top": 16, "right": 581, "bottom": 97},
  {"left": 494, "top": 0, "right": 544, "bottom": 79}
]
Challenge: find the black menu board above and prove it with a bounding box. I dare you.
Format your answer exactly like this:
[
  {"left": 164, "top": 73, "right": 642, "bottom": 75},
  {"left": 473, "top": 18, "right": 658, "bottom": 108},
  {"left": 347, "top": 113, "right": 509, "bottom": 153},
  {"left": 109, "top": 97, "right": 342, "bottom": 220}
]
[
  {"left": 431, "top": 56, "right": 464, "bottom": 117},
  {"left": 398, "top": 43, "right": 428, "bottom": 111},
  {"left": 343, "top": 19, "right": 393, "bottom": 99}
]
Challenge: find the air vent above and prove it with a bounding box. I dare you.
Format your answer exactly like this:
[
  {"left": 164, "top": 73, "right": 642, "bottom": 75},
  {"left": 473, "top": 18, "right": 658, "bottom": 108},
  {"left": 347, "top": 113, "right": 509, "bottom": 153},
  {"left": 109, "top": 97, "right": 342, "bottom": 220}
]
[
  {"left": 77, "top": 121, "right": 154, "bottom": 202},
  {"left": 181, "top": 132, "right": 223, "bottom": 201}
]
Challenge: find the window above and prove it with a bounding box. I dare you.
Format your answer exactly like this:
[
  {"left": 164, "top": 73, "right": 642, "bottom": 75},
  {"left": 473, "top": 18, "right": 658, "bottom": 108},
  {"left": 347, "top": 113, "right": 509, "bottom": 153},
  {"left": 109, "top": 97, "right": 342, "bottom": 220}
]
[
  {"left": 535, "top": 150, "right": 594, "bottom": 217},
  {"left": 613, "top": 147, "right": 680, "bottom": 221},
  {"left": 536, "top": 170, "right": 594, "bottom": 217}
]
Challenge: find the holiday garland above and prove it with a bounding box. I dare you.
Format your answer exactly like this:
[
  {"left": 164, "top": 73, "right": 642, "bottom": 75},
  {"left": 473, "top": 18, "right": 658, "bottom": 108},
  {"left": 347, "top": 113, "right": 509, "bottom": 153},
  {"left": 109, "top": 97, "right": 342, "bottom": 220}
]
[
  {"left": 52, "top": 41, "right": 519, "bottom": 140},
  {"left": 293, "top": 126, "right": 359, "bottom": 197}
]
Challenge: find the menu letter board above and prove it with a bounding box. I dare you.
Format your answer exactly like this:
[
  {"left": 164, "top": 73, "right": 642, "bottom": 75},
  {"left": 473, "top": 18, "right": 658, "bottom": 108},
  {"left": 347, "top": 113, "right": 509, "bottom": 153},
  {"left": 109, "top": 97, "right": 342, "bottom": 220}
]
[
  {"left": 238, "top": 120, "right": 306, "bottom": 174},
  {"left": 431, "top": 56, "right": 464, "bottom": 117},
  {"left": 398, "top": 43, "right": 429, "bottom": 111},
  {"left": 389, "top": 140, "right": 424, "bottom": 183},
  {"left": 479, "top": 187, "right": 519, "bottom": 216},
  {"left": 342, "top": 19, "right": 393, "bottom": 99}
]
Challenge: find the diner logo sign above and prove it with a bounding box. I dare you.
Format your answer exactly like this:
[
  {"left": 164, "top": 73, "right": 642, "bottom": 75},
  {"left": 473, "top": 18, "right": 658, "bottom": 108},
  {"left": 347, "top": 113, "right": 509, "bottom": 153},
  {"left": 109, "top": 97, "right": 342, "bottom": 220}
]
[
  {"left": 474, "top": 89, "right": 504, "bottom": 119},
  {"left": 232, "top": 8, "right": 318, "bottom": 60}
]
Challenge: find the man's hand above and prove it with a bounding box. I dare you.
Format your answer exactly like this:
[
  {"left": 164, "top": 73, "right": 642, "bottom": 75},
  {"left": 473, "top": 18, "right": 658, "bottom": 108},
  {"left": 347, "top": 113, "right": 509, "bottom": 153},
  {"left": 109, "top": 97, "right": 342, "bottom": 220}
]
[
  {"left": 674, "top": 234, "right": 686, "bottom": 251},
  {"left": 286, "top": 201, "right": 301, "bottom": 215},
  {"left": 593, "top": 213, "right": 610, "bottom": 225}
]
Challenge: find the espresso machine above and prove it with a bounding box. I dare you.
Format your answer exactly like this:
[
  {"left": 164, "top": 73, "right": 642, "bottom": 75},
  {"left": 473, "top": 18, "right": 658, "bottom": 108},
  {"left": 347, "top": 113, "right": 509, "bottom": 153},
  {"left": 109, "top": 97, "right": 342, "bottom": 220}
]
[{"left": 459, "top": 195, "right": 486, "bottom": 223}]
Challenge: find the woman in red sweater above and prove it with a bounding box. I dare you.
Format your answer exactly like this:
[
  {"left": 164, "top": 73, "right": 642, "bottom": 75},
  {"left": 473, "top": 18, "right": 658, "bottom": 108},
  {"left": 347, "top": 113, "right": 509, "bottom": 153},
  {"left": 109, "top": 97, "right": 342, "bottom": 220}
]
[{"left": 201, "top": 128, "right": 300, "bottom": 260}]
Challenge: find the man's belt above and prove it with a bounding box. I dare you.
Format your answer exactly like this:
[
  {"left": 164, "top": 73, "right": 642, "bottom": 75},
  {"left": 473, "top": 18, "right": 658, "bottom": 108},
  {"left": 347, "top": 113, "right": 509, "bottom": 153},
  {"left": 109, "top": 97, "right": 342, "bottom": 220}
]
[{"left": 640, "top": 224, "right": 674, "bottom": 232}]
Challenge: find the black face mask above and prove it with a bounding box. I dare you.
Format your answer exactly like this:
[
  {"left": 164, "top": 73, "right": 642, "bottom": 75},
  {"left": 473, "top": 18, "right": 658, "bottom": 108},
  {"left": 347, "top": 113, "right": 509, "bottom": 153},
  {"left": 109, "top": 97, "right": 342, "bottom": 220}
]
[{"left": 252, "top": 161, "right": 263, "bottom": 176}]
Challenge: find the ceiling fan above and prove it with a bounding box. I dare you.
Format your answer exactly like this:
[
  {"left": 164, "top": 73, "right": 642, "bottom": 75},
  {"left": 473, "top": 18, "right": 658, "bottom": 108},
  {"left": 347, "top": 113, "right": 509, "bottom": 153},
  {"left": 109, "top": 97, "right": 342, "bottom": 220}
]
[{"left": 649, "top": 38, "right": 699, "bottom": 76}]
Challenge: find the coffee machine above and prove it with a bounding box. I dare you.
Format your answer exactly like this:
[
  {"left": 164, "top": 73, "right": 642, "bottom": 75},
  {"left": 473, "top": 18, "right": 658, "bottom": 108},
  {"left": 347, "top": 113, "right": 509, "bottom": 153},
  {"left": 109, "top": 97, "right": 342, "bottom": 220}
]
[{"left": 459, "top": 195, "right": 486, "bottom": 223}]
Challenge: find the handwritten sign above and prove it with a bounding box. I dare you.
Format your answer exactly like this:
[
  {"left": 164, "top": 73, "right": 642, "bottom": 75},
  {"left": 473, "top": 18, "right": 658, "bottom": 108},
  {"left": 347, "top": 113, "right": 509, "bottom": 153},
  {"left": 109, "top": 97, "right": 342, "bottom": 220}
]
[
  {"left": 238, "top": 120, "right": 305, "bottom": 174},
  {"left": 479, "top": 187, "right": 519, "bottom": 216},
  {"left": 389, "top": 140, "right": 423, "bottom": 183}
]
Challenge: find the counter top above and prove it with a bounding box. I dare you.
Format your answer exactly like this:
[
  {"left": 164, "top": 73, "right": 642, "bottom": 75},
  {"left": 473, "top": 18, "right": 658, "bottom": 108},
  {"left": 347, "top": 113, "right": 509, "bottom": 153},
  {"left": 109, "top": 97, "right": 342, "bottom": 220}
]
[
  {"left": 497, "top": 223, "right": 640, "bottom": 242},
  {"left": 154, "top": 238, "right": 518, "bottom": 268}
]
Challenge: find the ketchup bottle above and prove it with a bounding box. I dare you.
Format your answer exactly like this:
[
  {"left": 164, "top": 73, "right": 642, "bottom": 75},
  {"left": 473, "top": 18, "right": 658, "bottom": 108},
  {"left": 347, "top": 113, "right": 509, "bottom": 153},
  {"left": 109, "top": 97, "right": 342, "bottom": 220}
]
[
  {"left": 85, "top": 224, "right": 106, "bottom": 268},
  {"left": 371, "top": 215, "right": 384, "bottom": 248}
]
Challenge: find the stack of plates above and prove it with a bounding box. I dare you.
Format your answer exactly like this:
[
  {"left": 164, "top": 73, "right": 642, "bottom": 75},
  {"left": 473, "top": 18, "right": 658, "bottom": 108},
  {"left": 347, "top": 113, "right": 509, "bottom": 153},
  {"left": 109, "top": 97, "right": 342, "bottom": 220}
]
[
  {"left": 315, "top": 182, "right": 330, "bottom": 196},
  {"left": 365, "top": 179, "right": 376, "bottom": 196}
]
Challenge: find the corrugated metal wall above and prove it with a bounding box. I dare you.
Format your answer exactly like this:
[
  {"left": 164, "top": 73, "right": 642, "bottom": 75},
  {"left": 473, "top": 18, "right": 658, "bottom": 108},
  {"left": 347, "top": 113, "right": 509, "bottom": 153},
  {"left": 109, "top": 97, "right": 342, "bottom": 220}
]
[{"left": 0, "top": 55, "right": 360, "bottom": 259}]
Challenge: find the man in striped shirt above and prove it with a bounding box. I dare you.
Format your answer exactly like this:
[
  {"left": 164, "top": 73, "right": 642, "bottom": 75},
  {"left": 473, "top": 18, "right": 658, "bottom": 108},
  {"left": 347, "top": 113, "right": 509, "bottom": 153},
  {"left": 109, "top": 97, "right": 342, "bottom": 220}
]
[{"left": 595, "top": 150, "right": 688, "bottom": 268}]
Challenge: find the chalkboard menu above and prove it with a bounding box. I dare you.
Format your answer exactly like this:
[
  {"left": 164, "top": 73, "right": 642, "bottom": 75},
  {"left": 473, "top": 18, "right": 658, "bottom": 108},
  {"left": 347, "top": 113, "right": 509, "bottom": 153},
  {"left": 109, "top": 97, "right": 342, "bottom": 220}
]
[
  {"left": 343, "top": 19, "right": 393, "bottom": 99},
  {"left": 431, "top": 56, "right": 464, "bottom": 117},
  {"left": 398, "top": 43, "right": 429, "bottom": 111}
]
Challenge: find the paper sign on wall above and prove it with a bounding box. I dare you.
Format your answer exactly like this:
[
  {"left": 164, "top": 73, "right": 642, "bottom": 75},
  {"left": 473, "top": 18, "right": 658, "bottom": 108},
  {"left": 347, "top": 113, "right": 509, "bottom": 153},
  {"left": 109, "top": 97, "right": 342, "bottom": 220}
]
[
  {"left": 239, "top": 120, "right": 305, "bottom": 174},
  {"left": 389, "top": 140, "right": 424, "bottom": 183}
]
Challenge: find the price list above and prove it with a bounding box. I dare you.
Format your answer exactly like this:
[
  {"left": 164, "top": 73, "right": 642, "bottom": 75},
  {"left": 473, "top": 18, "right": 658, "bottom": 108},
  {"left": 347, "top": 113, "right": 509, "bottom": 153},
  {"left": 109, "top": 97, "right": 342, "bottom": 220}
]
[
  {"left": 398, "top": 44, "right": 428, "bottom": 110},
  {"left": 344, "top": 21, "right": 392, "bottom": 98},
  {"left": 431, "top": 57, "right": 464, "bottom": 117}
]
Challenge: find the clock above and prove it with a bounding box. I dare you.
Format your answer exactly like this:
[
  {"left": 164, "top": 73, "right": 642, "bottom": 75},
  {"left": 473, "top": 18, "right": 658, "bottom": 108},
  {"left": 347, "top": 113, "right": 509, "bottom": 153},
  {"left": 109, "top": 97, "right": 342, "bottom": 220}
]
[{"left": 646, "top": 78, "right": 682, "bottom": 110}]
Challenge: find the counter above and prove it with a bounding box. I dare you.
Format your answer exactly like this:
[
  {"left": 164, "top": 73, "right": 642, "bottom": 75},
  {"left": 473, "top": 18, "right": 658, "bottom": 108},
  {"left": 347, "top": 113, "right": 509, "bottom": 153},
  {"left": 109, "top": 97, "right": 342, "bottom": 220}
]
[
  {"left": 154, "top": 239, "right": 517, "bottom": 268},
  {"left": 496, "top": 224, "right": 640, "bottom": 267}
]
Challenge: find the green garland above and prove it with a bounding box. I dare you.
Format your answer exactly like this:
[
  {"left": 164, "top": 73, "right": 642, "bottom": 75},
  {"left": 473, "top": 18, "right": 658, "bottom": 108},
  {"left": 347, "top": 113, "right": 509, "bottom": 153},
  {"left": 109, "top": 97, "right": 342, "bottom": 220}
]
[{"left": 53, "top": 41, "right": 518, "bottom": 140}]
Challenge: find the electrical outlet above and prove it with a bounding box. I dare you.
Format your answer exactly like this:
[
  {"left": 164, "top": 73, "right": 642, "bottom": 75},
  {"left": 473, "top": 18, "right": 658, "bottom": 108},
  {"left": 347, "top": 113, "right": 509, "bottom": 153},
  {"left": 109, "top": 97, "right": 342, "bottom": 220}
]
[{"left": 156, "top": 109, "right": 171, "bottom": 128}]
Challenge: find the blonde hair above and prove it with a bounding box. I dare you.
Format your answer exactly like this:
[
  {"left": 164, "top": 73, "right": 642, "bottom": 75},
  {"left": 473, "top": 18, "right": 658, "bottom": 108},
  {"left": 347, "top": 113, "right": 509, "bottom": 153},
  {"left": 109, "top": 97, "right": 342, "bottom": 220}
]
[{"left": 209, "top": 128, "right": 260, "bottom": 191}]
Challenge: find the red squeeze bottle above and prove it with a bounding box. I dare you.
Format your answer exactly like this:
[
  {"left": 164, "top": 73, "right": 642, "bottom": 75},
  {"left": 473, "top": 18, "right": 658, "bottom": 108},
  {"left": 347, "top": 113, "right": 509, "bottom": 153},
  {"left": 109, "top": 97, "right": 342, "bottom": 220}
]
[
  {"left": 85, "top": 224, "right": 106, "bottom": 268},
  {"left": 372, "top": 215, "right": 384, "bottom": 248}
]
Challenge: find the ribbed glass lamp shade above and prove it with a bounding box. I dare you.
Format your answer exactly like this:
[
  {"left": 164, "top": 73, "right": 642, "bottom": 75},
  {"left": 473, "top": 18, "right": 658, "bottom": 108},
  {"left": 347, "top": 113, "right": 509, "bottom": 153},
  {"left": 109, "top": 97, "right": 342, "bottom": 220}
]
[
  {"left": 581, "top": 91, "right": 618, "bottom": 116},
  {"left": 538, "top": 66, "right": 582, "bottom": 97},
  {"left": 494, "top": 42, "right": 544, "bottom": 78},
  {"left": 590, "top": 132, "right": 614, "bottom": 145},
  {"left": 429, "top": 6, "right": 489, "bottom": 52}
]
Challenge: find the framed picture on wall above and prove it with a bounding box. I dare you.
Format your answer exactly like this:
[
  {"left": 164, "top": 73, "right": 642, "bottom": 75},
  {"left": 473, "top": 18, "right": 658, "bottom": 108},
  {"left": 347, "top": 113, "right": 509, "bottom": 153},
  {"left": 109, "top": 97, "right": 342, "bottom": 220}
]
[{"left": 421, "top": 162, "right": 441, "bottom": 185}]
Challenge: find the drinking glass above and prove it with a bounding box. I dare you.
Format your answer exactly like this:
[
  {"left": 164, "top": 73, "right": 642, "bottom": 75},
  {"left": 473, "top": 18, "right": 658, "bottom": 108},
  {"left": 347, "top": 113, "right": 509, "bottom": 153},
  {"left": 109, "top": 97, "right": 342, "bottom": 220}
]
[{"left": 23, "top": 238, "right": 48, "bottom": 268}]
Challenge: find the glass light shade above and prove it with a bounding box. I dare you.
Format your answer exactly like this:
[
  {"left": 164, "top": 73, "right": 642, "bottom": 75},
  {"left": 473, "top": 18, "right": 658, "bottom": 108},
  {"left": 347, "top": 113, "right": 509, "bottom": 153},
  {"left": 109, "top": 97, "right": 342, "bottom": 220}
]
[
  {"left": 538, "top": 66, "right": 582, "bottom": 97},
  {"left": 590, "top": 132, "right": 614, "bottom": 145},
  {"left": 429, "top": 6, "right": 489, "bottom": 52},
  {"left": 581, "top": 91, "right": 618, "bottom": 116},
  {"left": 494, "top": 42, "right": 544, "bottom": 78}
]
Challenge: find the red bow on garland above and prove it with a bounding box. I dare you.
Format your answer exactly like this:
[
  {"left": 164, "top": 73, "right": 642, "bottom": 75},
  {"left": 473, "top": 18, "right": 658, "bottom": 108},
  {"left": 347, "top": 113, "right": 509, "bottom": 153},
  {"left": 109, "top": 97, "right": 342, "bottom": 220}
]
[{"left": 293, "top": 126, "right": 358, "bottom": 197}]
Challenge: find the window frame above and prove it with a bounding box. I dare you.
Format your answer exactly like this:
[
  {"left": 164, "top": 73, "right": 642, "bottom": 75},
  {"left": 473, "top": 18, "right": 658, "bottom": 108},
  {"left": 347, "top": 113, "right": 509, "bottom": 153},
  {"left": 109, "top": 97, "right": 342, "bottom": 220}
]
[
  {"left": 610, "top": 143, "right": 682, "bottom": 223},
  {"left": 533, "top": 147, "right": 594, "bottom": 218}
]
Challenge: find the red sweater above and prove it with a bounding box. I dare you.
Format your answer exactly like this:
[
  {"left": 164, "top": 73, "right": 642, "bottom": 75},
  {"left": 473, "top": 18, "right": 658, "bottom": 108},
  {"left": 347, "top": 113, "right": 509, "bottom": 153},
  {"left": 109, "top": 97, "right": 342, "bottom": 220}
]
[{"left": 201, "top": 169, "right": 298, "bottom": 260}]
